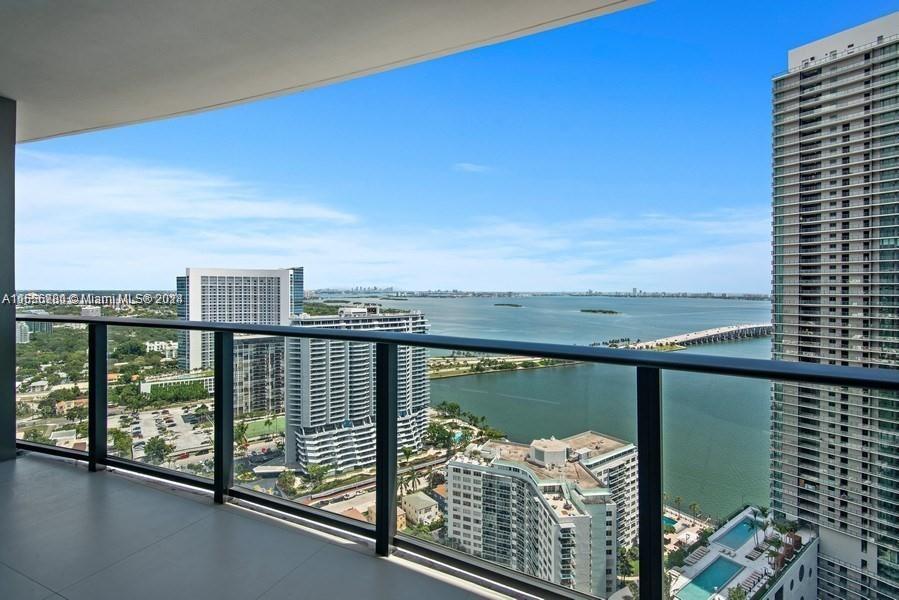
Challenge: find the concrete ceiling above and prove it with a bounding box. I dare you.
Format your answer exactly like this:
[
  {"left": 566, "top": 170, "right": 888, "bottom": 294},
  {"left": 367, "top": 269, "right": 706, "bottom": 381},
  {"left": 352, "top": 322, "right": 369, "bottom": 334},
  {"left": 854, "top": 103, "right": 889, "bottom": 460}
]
[{"left": 0, "top": 0, "right": 645, "bottom": 143}]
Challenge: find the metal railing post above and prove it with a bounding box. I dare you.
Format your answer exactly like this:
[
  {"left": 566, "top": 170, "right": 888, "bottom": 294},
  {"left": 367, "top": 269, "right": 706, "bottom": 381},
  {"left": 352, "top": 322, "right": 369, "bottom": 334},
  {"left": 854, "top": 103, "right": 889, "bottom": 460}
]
[
  {"left": 637, "top": 366, "right": 663, "bottom": 600},
  {"left": 214, "top": 331, "right": 234, "bottom": 504},
  {"left": 88, "top": 323, "right": 108, "bottom": 471},
  {"left": 0, "top": 98, "right": 14, "bottom": 462},
  {"left": 375, "top": 343, "right": 398, "bottom": 556}
]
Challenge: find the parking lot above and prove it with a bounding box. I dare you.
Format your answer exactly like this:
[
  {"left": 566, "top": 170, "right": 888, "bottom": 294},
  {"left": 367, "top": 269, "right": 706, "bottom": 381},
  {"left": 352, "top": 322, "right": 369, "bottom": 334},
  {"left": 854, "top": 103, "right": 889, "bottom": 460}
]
[{"left": 115, "top": 405, "right": 212, "bottom": 460}]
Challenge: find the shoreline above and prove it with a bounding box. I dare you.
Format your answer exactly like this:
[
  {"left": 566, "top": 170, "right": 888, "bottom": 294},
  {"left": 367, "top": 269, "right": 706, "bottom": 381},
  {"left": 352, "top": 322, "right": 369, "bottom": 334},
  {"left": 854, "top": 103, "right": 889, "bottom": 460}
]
[{"left": 428, "top": 356, "right": 579, "bottom": 380}]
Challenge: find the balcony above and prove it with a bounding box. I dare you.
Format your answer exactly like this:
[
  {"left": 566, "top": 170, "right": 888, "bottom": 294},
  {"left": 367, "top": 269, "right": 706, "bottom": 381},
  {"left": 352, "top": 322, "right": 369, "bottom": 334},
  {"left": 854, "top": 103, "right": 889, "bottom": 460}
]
[
  {"left": 6, "top": 313, "right": 899, "bottom": 600},
  {"left": 4, "top": 5, "right": 899, "bottom": 600}
]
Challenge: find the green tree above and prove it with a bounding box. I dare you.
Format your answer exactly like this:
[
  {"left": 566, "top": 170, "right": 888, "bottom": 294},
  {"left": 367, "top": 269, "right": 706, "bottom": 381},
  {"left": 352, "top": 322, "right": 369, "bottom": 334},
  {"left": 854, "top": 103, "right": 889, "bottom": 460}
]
[
  {"left": 108, "top": 428, "right": 133, "bottom": 459},
  {"left": 111, "top": 340, "right": 144, "bottom": 359},
  {"left": 747, "top": 512, "right": 760, "bottom": 547},
  {"left": 195, "top": 403, "right": 210, "bottom": 423},
  {"left": 23, "top": 427, "right": 55, "bottom": 445},
  {"left": 401, "top": 446, "right": 414, "bottom": 465},
  {"left": 618, "top": 547, "right": 634, "bottom": 577},
  {"left": 688, "top": 502, "right": 700, "bottom": 522},
  {"left": 304, "top": 463, "right": 331, "bottom": 489},
  {"left": 673, "top": 496, "right": 683, "bottom": 515},
  {"left": 626, "top": 581, "right": 639, "bottom": 600},
  {"left": 65, "top": 405, "right": 88, "bottom": 423},
  {"left": 37, "top": 397, "right": 57, "bottom": 419},
  {"left": 234, "top": 421, "right": 249, "bottom": 455},
  {"left": 277, "top": 469, "right": 297, "bottom": 495},
  {"left": 727, "top": 588, "right": 748, "bottom": 600},
  {"left": 144, "top": 436, "right": 175, "bottom": 465}
]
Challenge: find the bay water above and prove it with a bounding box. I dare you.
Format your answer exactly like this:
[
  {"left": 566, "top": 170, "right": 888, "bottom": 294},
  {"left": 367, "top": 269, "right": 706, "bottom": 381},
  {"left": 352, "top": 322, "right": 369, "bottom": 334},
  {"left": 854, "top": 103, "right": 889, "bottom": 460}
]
[{"left": 355, "top": 295, "right": 772, "bottom": 521}]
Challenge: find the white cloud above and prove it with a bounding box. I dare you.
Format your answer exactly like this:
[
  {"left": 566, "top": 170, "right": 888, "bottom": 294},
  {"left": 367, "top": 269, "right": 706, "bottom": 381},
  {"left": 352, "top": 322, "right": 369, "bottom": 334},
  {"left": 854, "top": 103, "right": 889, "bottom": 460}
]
[
  {"left": 17, "top": 151, "right": 357, "bottom": 224},
  {"left": 452, "top": 162, "right": 492, "bottom": 173},
  {"left": 14, "top": 152, "right": 771, "bottom": 293}
]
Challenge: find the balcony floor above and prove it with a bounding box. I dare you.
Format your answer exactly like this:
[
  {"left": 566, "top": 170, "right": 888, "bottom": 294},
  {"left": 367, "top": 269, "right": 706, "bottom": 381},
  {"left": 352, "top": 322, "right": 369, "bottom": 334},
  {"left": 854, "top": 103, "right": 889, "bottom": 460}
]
[{"left": 0, "top": 452, "right": 499, "bottom": 600}]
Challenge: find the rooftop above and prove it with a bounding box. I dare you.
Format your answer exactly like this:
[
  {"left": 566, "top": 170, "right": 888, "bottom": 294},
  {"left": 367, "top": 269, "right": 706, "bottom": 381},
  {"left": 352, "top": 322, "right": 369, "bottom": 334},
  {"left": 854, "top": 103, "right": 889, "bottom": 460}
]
[
  {"left": 402, "top": 491, "right": 439, "bottom": 512},
  {"left": 479, "top": 437, "right": 605, "bottom": 490},
  {"left": 561, "top": 431, "right": 628, "bottom": 458}
]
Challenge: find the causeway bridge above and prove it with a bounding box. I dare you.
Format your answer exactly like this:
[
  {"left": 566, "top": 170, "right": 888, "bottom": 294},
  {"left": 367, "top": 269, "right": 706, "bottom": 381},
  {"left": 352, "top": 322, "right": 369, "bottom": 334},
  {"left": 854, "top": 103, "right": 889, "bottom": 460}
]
[{"left": 630, "top": 323, "right": 773, "bottom": 350}]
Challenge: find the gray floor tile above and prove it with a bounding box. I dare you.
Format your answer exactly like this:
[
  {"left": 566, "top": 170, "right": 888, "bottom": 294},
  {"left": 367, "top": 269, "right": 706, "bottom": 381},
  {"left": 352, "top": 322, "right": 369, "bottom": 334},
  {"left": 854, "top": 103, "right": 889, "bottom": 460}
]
[
  {"left": 0, "top": 454, "right": 63, "bottom": 485},
  {"left": 0, "top": 561, "right": 55, "bottom": 600},
  {"left": 59, "top": 508, "right": 327, "bottom": 600},
  {"left": 4, "top": 454, "right": 499, "bottom": 600},
  {"left": 256, "top": 542, "right": 477, "bottom": 600},
  {"left": 0, "top": 469, "right": 213, "bottom": 590}
]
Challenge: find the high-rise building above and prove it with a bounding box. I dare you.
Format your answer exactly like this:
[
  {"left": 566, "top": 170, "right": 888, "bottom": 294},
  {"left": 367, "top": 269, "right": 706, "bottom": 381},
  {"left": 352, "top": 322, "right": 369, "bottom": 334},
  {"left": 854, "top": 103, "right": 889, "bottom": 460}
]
[
  {"left": 288, "top": 266, "right": 304, "bottom": 318},
  {"left": 445, "top": 433, "right": 628, "bottom": 598},
  {"left": 20, "top": 308, "right": 52, "bottom": 334},
  {"left": 15, "top": 321, "right": 30, "bottom": 344},
  {"left": 233, "top": 335, "right": 285, "bottom": 416},
  {"left": 176, "top": 267, "right": 291, "bottom": 370},
  {"left": 772, "top": 13, "right": 899, "bottom": 600},
  {"left": 285, "top": 305, "right": 429, "bottom": 473}
]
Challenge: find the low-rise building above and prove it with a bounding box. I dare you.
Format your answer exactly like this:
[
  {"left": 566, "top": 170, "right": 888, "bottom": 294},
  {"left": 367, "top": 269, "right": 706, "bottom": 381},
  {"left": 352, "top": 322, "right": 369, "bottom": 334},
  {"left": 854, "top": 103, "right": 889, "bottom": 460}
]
[
  {"left": 80, "top": 305, "right": 101, "bottom": 317},
  {"left": 139, "top": 373, "right": 215, "bottom": 396},
  {"left": 28, "top": 380, "right": 48, "bottom": 393},
  {"left": 401, "top": 491, "right": 440, "bottom": 526},
  {"left": 144, "top": 340, "right": 178, "bottom": 359},
  {"left": 365, "top": 505, "right": 407, "bottom": 531}
]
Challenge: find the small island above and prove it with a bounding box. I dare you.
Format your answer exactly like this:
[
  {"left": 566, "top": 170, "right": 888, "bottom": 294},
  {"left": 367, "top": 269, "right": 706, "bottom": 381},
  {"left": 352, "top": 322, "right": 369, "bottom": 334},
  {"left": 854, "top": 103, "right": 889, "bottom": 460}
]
[
  {"left": 580, "top": 308, "right": 619, "bottom": 314},
  {"left": 494, "top": 303, "right": 522, "bottom": 307}
]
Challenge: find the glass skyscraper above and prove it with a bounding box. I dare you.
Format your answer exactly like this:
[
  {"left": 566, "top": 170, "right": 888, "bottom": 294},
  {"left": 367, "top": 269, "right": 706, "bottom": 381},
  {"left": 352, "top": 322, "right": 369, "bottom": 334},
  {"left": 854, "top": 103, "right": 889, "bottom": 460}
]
[{"left": 772, "top": 12, "right": 899, "bottom": 600}]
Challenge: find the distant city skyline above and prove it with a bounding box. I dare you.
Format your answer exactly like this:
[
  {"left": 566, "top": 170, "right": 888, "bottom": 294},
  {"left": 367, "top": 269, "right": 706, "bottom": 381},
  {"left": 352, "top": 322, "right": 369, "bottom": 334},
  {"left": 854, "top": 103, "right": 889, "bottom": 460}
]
[{"left": 14, "top": 1, "right": 897, "bottom": 293}]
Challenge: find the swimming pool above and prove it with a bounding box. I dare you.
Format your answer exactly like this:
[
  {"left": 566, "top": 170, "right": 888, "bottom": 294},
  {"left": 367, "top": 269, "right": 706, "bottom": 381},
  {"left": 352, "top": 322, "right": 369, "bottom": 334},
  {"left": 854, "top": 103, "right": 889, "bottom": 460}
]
[
  {"left": 676, "top": 557, "right": 744, "bottom": 600},
  {"left": 715, "top": 517, "right": 756, "bottom": 550},
  {"left": 663, "top": 516, "right": 678, "bottom": 528}
]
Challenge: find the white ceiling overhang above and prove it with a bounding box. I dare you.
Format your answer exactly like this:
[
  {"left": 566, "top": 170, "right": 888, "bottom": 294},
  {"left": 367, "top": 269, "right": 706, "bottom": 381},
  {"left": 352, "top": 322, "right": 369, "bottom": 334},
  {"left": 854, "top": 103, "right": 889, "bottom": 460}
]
[{"left": 0, "top": 0, "right": 645, "bottom": 142}]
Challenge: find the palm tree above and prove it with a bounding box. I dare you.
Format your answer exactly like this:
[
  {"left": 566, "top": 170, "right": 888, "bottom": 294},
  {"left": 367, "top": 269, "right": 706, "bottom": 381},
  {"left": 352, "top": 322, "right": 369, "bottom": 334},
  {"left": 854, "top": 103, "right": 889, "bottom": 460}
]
[
  {"left": 673, "top": 496, "right": 683, "bottom": 517},
  {"left": 401, "top": 446, "right": 414, "bottom": 466},
  {"left": 234, "top": 420, "right": 249, "bottom": 456},
  {"left": 688, "top": 502, "right": 700, "bottom": 524},
  {"left": 399, "top": 470, "right": 419, "bottom": 495},
  {"left": 747, "top": 514, "right": 760, "bottom": 547}
]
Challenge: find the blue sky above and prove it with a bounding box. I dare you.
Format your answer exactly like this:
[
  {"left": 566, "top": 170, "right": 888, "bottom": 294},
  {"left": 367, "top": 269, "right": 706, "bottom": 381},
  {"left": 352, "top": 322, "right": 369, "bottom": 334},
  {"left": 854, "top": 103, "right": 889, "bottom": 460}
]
[{"left": 16, "top": 0, "right": 899, "bottom": 292}]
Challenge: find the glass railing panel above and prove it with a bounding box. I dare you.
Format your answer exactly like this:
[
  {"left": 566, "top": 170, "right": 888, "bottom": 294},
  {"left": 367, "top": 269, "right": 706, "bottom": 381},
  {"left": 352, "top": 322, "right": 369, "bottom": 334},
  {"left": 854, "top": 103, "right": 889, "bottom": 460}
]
[
  {"left": 396, "top": 348, "right": 637, "bottom": 600},
  {"left": 231, "top": 334, "right": 375, "bottom": 527},
  {"left": 662, "top": 364, "right": 772, "bottom": 600},
  {"left": 106, "top": 324, "right": 214, "bottom": 479},
  {"left": 15, "top": 315, "right": 89, "bottom": 450}
]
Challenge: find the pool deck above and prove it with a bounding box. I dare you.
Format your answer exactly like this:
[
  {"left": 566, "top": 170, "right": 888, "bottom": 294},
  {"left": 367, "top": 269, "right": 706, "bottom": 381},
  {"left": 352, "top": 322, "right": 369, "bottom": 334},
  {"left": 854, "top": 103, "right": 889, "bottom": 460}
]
[
  {"left": 663, "top": 506, "right": 712, "bottom": 554},
  {"left": 672, "top": 508, "right": 774, "bottom": 600}
]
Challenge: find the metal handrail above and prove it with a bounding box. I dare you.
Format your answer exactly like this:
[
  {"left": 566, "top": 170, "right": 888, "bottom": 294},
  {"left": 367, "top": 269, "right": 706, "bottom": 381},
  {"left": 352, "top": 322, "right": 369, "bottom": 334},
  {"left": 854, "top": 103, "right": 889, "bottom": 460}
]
[
  {"left": 15, "top": 314, "right": 899, "bottom": 390},
  {"left": 12, "top": 313, "right": 899, "bottom": 600}
]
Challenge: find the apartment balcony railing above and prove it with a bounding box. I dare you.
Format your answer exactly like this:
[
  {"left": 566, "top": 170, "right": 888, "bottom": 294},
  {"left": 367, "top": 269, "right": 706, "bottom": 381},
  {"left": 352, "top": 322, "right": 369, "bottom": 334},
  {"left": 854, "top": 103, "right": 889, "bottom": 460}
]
[{"left": 12, "top": 313, "right": 899, "bottom": 600}]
